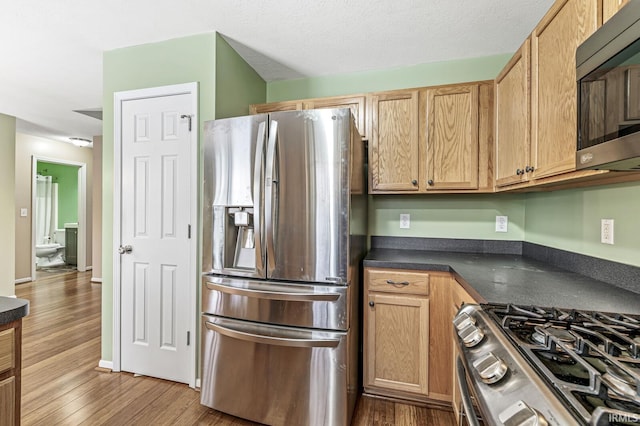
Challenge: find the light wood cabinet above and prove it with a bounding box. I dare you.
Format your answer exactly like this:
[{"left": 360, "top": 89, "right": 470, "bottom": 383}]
[
  {"left": 369, "top": 90, "right": 421, "bottom": 192},
  {"left": 364, "top": 268, "right": 429, "bottom": 401},
  {"left": 495, "top": 38, "right": 532, "bottom": 188},
  {"left": 248, "top": 100, "right": 302, "bottom": 115},
  {"left": 364, "top": 268, "right": 461, "bottom": 405},
  {"left": 421, "top": 85, "right": 479, "bottom": 190},
  {"left": 603, "top": 0, "right": 628, "bottom": 23},
  {"left": 303, "top": 95, "right": 367, "bottom": 139},
  {"left": 530, "top": 0, "right": 600, "bottom": 180},
  {"left": 250, "top": 95, "right": 367, "bottom": 138},
  {"left": 450, "top": 281, "right": 477, "bottom": 424},
  {"left": 370, "top": 82, "right": 493, "bottom": 194},
  {"left": 0, "top": 320, "right": 21, "bottom": 426}
]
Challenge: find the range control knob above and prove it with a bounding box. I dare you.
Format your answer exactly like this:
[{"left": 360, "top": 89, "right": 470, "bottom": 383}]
[
  {"left": 453, "top": 312, "right": 476, "bottom": 331},
  {"left": 498, "top": 400, "right": 549, "bottom": 426},
  {"left": 458, "top": 324, "right": 484, "bottom": 348},
  {"left": 472, "top": 352, "right": 508, "bottom": 384}
]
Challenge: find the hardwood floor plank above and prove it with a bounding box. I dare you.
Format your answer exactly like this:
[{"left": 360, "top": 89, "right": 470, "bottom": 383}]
[{"left": 16, "top": 270, "right": 455, "bottom": 425}]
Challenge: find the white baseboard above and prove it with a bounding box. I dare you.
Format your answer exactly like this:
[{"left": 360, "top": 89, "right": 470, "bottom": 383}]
[
  {"left": 91, "top": 277, "right": 102, "bottom": 283},
  {"left": 195, "top": 378, "right": 201, "bottom": 389},
  {"left": 98, "top": 360, "right": 114, "bottom": 370},
  {"left": 15, "top": 277, "right": 32, "bottom": 284}
]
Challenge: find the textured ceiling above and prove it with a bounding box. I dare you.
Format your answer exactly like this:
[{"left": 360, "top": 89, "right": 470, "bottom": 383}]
[{"left": 0, "top": 0, "right": 554, "bottom": 144}]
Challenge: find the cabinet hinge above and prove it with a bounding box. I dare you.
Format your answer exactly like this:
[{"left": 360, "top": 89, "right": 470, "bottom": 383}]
[
  {"left": 187, "top": 331, "right": 191, "bottom": 346},
  {"left": 188, "top": 224, "right": 191, "bottom": 239}
]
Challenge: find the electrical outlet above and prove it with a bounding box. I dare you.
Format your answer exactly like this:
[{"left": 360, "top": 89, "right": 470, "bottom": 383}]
[
  {"left": 400, "top": 213, "right": 410, "bottom": 229},
  {"left": 495, "top": 216, "right": 508, "bottom": 233},
  {"left": 601, "top": 219, "right": 614, "bottom": 245}
]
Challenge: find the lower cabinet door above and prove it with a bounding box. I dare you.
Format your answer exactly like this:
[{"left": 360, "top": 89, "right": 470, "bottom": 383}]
[
  {"left": 0, "top": 376, "right": 15, "bottom": 426},
  {"left": 364, "top": 292, "right": 429, "bottom": 398},
  {"left": 200, "top": 315, "right": 350, "bottom": 426}
]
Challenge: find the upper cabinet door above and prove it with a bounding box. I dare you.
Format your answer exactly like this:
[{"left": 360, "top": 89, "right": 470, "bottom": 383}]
[
  {"left": 369, "top": 90, "right": 420, "bottom": 193},
  {"left": 531, "top": 0, "right": 600, "bottom": 179},
  {"left": 303, "top": 95, "right": 367, "bottom": 140},
  {"left": 495, "top": 39, "right": 531, "bottom": 188},
  {"left": 249, "top": 100, "right": 302, "bottom": 115},
  {"left": 423, "top": 85, "right": 479, "bottom": 190},
  {"left": 603, "top": 0, "right": 629, "bottom": 23}
]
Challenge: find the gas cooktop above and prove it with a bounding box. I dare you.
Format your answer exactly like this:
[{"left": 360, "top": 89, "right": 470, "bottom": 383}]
[{"left": 484, "top": 304, "right": 640, "bottom": 425}]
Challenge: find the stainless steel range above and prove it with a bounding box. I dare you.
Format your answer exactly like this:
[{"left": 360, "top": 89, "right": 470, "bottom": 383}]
[{"left": 454, "top": 303, "right": 640, "bottom": 425}]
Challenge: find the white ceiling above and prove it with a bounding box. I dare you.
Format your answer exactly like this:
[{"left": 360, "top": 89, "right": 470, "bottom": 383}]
[{"left": 0, "top": 0, "right": 555, "bottom": 145}]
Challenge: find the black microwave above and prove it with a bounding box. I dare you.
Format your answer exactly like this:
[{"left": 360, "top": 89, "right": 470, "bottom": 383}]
[{"left": 577, "top": 0, "right": 640, "bottom": 171}]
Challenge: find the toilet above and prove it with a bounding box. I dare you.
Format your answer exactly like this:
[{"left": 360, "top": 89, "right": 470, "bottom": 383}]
[{"left": 35, "top": 229, "right": 66, "bottom": 267}]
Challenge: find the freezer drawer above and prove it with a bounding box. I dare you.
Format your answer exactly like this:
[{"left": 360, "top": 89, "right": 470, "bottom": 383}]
[
  {"left": 200, "top": 315, "right": 353, "bottom": 426},
  {"left": 202, "top": 275, "right": 349, "bottom": 330}
]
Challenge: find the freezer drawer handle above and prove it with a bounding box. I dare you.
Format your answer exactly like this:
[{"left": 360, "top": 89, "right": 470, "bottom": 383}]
[
  {"left": 205, "top": 281, "right": 340, "bottom": 302},
  {"left": 205, "top": 321, "right": 341, "bottom": 348}
]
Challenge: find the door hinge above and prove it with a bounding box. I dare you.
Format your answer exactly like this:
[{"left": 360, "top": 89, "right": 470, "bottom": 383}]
[
  {"left": 188, "top": 224, "right": 191, "bottom": 239},
  {"left": 181, "top": 114, "right": 192, "bottom": 132},
  {"left": 187, "top": 331, "right": 191, "bottom": 346}
]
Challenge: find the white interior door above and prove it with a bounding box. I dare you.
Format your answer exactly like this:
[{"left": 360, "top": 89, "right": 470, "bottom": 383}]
[{"left": 119, "top": 91, "right": 194, "bottom": 384}]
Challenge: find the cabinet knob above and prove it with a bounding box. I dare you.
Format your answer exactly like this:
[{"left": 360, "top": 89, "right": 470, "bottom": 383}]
[
  {"left": 525, "top": 165, "right": 535, "bottom": 173},
  {"left": 427, "top": 179, "right": 434, "bottom": 186},
  {"left": 516, "top": 168, "right": 523, "bottom": 176},
  {"left": 369, "top": 301, "right": 375, "bottom": 307},
  {"left": 411, "top": 179, "right": 418, "bottom": 185}
]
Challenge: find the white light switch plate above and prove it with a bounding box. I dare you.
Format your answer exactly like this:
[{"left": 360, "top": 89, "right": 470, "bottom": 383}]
[
  {"left": 400, "top": 213, "right": 410, "bottom": 229},
  {"left": 20, "top": 208, "right": 28, "bottom": 217},
  {"left": 495, "top": 216, "right": 508, "bottom": 233}
]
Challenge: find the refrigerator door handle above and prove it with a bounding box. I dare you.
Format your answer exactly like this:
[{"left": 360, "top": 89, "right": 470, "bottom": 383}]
[
  {"left": 253, "top": 121, "right": 267, "bottom": 275},
  {"left": 265, "top": 119, "right": 278, "bottom": 271},
  {"left": 205, "top": 281, "right": 341, "bottom": 302},
  {"left": 204, "top": 320, "right": 341, "bottom": 348}
]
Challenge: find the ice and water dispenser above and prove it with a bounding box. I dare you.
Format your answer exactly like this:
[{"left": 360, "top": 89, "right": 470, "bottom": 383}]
[{"left": 212, "top": 205, "right": 256, "bottom": 272}]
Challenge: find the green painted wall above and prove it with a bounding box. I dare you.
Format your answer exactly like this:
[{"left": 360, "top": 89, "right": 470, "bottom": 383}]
[
  {"left": 102, "top": 32, "right": 267, "bottom": 363},
  {"left": 215, "top": 36, "right": 266, "bottom": 118},
  {"left": 267, "top": 53, "right": 525, "bottom": 241},
  {"left": 371, "top": 194, "right": 525, "bottom": 240},
  {"left": 102, "top": 33, "right": 218, "bottom": 362},
  {"left": 0, "top": 114, "right": 16, "bottom": 297},
  {"left": 267, "top": 54, "right": 512, "bottom": 101},
  {"left": 37, "top": 161, "right": 79, "bottom": 229},
  {"left": 525, "top": 182, "right": 640, "bottom": 267}
]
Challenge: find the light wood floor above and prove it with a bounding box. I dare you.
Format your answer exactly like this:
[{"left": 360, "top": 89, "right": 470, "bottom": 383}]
[{"left": 15, "top": 271, "right": 455, "bottom": 425}]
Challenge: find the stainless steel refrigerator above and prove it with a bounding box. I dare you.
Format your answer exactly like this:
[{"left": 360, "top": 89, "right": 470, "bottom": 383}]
[{"left": 200, "top": 108, "right": 367, "bottom": 426}]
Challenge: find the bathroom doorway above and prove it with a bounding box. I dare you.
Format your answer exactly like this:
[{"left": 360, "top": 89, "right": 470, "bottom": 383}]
[{"left": 31, "top": 156, "right": 87, "bottom": 278}]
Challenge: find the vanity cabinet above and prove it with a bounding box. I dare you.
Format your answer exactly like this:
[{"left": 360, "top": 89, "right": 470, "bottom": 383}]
[{"left": 0, "top": 320, "right": 22, "bottom": 426}]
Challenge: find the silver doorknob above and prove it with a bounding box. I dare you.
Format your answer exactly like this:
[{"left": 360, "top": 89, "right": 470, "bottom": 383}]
[{"left": 118, "top": 245, "right": 133, "bottom": 254}]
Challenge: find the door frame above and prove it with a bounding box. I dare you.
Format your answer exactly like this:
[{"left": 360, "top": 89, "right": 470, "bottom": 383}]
[
  {"left": 112, "top": 82, "right": 199, "bottom": 388},
  {"left": 31, "top": 156, "right": 87, "bottom": 279}
]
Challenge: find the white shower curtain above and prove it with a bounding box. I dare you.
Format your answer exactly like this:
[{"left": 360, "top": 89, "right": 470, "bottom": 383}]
[{"left": 36, "top": 175, "right": 58, "bottom": 245}]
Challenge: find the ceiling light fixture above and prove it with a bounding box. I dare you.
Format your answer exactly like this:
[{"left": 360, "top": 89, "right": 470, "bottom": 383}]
[{"left": 69, "top": 137, "right": 92, "bottom": 147}]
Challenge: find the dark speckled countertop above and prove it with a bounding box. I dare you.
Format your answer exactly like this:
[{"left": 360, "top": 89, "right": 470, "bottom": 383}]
[
  {"left": 364, "top": 248, "right": 640, "bottom": 315},
  {"left": 0, "top": 296, "right": 29, "bottom": 325}
]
